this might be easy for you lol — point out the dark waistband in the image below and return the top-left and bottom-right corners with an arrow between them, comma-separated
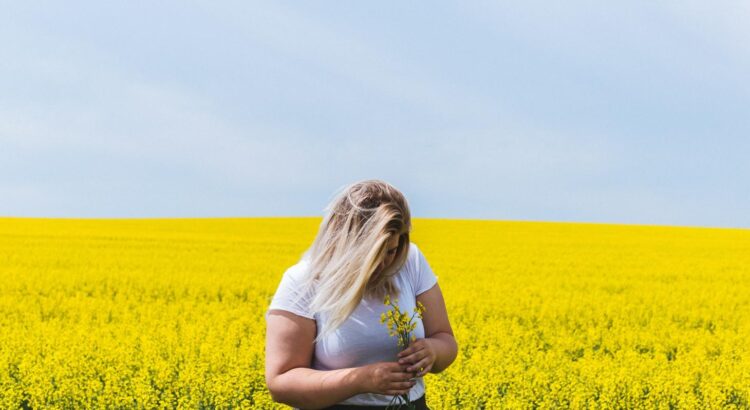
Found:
319,394 -> 427,410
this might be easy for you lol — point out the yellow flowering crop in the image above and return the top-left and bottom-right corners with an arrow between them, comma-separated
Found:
0,217 -> 748,409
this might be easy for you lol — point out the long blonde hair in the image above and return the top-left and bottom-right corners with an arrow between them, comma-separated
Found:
296,179 -> 412,344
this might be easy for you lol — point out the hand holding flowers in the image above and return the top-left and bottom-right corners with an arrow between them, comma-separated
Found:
397,338 -> 437,378
379,294 -> 427,410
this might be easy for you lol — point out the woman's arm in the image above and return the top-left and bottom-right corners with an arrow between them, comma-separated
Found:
415,283 -> 458,373
267,365 -> 367,410
265,310 -> 366,409
424,332 -> 457,373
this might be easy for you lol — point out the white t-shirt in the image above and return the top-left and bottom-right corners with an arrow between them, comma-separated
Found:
265,242 -> 439,406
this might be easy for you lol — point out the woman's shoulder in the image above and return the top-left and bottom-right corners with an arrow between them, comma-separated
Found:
407,241 -> 418,258
400,242 -> 421,282
276,257 -> 313,290
405,241 -> 438,296
406,241 -> 422,268
288,257 -> 311,277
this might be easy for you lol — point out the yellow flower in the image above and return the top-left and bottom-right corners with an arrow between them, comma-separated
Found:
380,292 -> 429,355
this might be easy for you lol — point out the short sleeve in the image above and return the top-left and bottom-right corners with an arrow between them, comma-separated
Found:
412,244 -> 438,296
266,263 -> 315,320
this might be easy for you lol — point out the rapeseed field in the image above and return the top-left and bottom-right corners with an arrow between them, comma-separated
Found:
0,217 -> 748,409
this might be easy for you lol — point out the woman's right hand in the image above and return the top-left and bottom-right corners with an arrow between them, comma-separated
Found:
358,361 -> 417,396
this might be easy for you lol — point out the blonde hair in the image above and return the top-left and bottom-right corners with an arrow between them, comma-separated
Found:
296,179 -> 412,344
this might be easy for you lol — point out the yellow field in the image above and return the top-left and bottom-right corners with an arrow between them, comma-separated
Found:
0,217 -> 748,409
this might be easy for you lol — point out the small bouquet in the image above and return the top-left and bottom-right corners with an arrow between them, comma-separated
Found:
380,294 -> 426,410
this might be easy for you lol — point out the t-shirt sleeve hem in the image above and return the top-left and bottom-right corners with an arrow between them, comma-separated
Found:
415,276 -> 438,297
266,305 -> 315,320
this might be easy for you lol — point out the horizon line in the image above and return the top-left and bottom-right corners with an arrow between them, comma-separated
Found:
1,215 -> 747,232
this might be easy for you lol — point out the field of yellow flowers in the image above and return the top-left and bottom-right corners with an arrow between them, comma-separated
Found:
1,217 -> 748,409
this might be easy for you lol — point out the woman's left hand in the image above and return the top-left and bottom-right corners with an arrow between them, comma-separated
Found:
397,338 -> 437,378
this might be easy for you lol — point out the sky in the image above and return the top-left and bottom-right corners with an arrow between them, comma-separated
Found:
1,1 -> 748,229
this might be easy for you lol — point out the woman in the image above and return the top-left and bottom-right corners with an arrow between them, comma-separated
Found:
265,179 -> 458,409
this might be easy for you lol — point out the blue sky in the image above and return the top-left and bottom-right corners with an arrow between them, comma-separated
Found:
1,1 -> 748,228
